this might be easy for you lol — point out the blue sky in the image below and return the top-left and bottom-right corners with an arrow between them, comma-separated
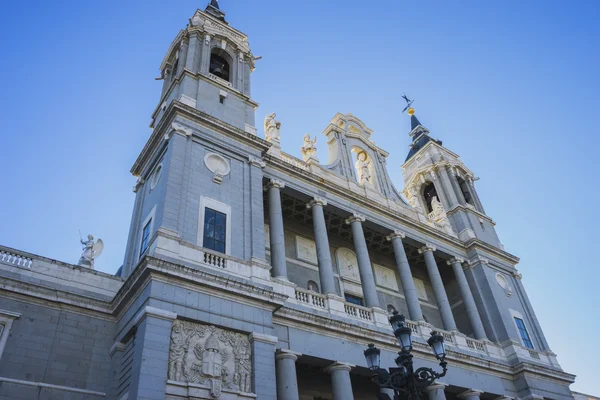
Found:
0,0 -> 598,394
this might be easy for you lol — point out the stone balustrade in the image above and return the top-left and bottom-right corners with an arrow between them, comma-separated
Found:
202,249 -> 227,268
343,303 -> 373,322
0,248 -> 33,268
294,287 -> 327,309
280,152 -> 306,169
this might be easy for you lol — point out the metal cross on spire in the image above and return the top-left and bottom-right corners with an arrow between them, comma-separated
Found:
401,93 -> 414,114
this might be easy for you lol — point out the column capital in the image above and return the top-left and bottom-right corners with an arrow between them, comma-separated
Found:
203,32 -> 211,44
306,197 -> 328,208
275,349 -> 302,361
324,362 -> 354,374
386,230 -> 406,241
458,389 -> 483,399
266,178 -> 285,190
345,213 -> 366,224
418,244 -> 437,254
513,270 -> 523,280
447,256 -> 464,265
133,177 -> 145,193
249,332 -> 278,345
423,381 -> 448,392
248,155 -> 266,168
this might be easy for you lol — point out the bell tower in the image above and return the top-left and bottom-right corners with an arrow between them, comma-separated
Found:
121,1 -> 269,279
152,0 -> 258,134
401,107 -> 502,247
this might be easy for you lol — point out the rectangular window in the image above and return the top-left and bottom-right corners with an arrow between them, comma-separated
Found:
514,317 -> 534,349
203,208 -> 226,253
344,294 -> 363,306
139,219 -> 152,257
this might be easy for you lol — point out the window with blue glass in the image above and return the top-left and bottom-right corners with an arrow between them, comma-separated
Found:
514,317 -> 534,349
139,219 -> 152,258
203,208 -> 226,253
344,293 -> 363,306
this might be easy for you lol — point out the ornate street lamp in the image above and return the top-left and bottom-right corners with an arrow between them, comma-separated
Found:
363,312 -> 448,400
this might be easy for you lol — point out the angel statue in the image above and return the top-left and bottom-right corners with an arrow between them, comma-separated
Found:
355,151 -> 372,185
301,134 -> 318,161
263,113 -> 281,142
78,234 -> 103,269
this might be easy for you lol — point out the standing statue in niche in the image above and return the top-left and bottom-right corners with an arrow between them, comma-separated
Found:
355,151 -> 372,185
263,113 -> 281,142
430,196 -> 454,235
168,321 -> 187,382
406,185 -> 424,213
301,134 -> 318,162
233,339 -> 252,393
78,234 -> 103,269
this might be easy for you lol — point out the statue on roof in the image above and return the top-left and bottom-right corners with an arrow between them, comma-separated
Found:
301,134 -> 318,162
264,113 -> 281,143
78,234 -> 103,269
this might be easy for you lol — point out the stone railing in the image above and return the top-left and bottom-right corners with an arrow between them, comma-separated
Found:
466,338 -> 486,352
202,249 -> 227,269
529,349 -> 540,360
207,72 -> 233,88
280,152 -> 306,169
406,320 -> 419,334
344,303 -> 373,322
294,288 -> 327,309
0,249 -> 33,268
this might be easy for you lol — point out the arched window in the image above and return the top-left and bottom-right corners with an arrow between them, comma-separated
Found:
456,177 -> 474,206
307,280 -> 320,293
209,49 -> 231,82
422,182 -> 439,213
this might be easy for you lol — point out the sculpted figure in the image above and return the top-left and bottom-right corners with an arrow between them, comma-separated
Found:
78,234 -> 103,269
169,321 -> 187,382
301,134 -> 318,161
234,340 -> 252,393
264,113 -> 281,142
407,186 -> 424,212
355,151 -> 372,185
430,196 -> 454,235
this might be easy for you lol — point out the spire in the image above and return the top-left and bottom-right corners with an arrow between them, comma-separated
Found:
205,0 -> 226,22
405,107 -> 442,162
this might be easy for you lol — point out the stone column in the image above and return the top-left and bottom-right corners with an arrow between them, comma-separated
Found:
346,214 -> 379,308
387,231 -> 423,321
250,333 -> 278,399
467,178 -> 486,214
177,37 -> 188,75
267,179 -> 288,280
419,245 -> 457,331
447,167 -> 466,206
237,50 -> 244,91
448,257 -> 487,340
248,157 -> 267,262
458,389 -> 483,400
185,33 -> 200,72
437,166 -> 460,208
275,350 -> 300,400
307,198 -> 336,295
424,382 -> 447,400
325,362 -> 354,400
200,33 -> 211,74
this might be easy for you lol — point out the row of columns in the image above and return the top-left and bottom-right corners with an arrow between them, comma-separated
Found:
266,179 -> 487,339
275,349 -> 486,400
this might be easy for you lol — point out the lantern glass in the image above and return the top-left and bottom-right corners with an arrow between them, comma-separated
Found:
427,331 -> 446,360
364,344 -> 381,371
396,326 -> 413,352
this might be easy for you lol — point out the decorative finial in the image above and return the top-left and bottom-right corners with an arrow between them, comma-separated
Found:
401,93 -> 414,114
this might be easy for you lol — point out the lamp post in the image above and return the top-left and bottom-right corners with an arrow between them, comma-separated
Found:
363,312 -> 448,400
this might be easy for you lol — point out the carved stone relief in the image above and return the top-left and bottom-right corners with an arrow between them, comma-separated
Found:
168,320 -> 252,397
337,248 -> 360,282
374,264 -> 399,291
204,153 -> 231,184
296,236 -> 317,264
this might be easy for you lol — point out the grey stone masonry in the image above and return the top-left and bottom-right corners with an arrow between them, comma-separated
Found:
308,198 -> 336,295
325,362 -> 354,400
420,245 -> 457,331
449,258 -> 487,340
275,350 -> 300,400
346,214 -> 379,308
250,333 -> 278,400
388,231 -> 424,321
268,179 -> 288,279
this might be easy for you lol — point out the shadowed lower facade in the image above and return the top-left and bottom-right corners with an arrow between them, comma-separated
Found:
0,2 -> 579,400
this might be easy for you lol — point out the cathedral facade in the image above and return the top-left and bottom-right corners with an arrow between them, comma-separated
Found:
0,3 -> 577,400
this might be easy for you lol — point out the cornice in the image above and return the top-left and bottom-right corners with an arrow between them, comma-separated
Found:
132,101 -> 270,176
465,239 -> 520,265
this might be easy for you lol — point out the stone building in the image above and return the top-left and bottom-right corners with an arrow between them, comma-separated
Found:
0,2 -> 579,400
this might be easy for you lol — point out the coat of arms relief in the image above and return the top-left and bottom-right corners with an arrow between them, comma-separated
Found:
168,320 -> 252,398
